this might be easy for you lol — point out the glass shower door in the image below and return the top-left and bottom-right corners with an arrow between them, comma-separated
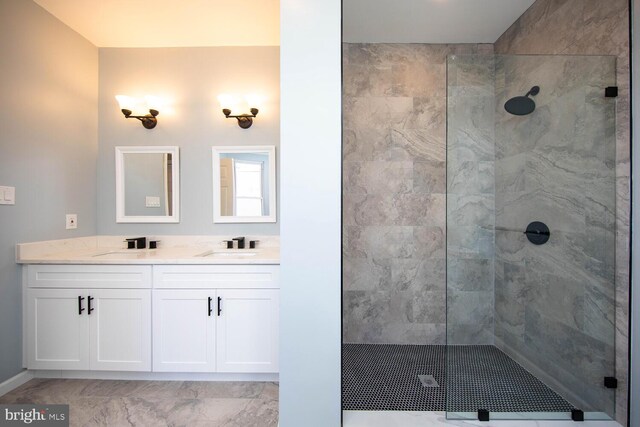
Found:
446,54 -> 617,421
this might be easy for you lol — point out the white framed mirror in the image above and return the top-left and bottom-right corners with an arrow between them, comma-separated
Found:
212,145 -> 276,223
115,146 -> 180,223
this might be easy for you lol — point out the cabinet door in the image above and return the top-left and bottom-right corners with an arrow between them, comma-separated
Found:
153,290 -> 216,372
27,289 -> 89,370
88,289 -> 151,371
216,289 -> 279,373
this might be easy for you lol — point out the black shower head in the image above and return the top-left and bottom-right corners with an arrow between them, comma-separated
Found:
504,86 -> 540,116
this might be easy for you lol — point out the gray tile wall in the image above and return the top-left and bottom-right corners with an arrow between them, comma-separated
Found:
342,43 -> 493,345
446,55 -> 497,345
494,1 -> 630,422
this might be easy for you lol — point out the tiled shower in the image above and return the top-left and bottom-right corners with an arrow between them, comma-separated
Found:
342,42 -> 619,420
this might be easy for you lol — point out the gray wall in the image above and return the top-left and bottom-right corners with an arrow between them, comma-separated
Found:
0,0 -> 98,382
494,0 -> 630,422
342,43 -> 494,345
279,0 -> 342,424
97,47 -> 280,236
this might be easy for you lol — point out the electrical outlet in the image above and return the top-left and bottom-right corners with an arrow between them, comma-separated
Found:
66,214 -> 78,230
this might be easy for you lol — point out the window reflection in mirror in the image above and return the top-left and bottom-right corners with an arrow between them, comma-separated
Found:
213,146 -> 276,223
220,153 -> 269,217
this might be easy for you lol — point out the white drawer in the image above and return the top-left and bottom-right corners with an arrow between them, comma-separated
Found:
27,265 -> 152,289
153,265 -> 279,289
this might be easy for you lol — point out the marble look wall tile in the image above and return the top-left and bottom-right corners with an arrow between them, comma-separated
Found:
343,97 -> 414,131
360,226 -> 417,259
344,160 -> 413,195
343,191 -> 399,226
447,194 -> 495,228
447,160 -> 494,195
413,226 -> 446,259
390,258 -> 445,293
394,194 -> 445,227
523,308 -> 615,413
489,53 -> 622,408
494,261 -> 527,343
447,291 -> 494,345
343,128 -> 390,162
343,225 -> 367,259
447,225 -> 494,259
343,44 -> 492,345
343,257 -> 392,292
390,129 -> 445,161
447,259 -> 494,292
494,8 -> 627,417
413,160 -> 446,193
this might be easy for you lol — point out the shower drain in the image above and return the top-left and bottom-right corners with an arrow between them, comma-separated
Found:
418,374 -> 439,388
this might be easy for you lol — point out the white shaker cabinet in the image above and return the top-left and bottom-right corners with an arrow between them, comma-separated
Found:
89,289 -> 151,371
26,288 -> 90,370
27,288 -> 151,371
152,265 -> 280,374
24,264 -> 279,375
25,265 -> 152,372
216,289 -> 279,373
153,289 -> 217,372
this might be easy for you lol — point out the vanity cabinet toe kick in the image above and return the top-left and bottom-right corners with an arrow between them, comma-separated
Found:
22,264 -> 280,375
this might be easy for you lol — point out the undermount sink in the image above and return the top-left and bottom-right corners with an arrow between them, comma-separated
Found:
92,251 -> 143,258
196,250 -> 258,258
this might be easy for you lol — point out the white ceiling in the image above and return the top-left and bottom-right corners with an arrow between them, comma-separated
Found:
33,0 -> 280,47
33,0 -> 534,47
343,0 -> 537,44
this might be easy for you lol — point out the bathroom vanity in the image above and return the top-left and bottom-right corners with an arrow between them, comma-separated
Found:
16,236 -> 279,380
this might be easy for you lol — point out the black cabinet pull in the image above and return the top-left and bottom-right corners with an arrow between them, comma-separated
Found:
78,296 -> 85,315
88,296 -> 94,315
217,297 -> 222,316
208,297 -> 213,316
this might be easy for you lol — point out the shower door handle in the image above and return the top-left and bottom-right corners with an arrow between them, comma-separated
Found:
495,227 -> 549,235
496,222 -> 550,245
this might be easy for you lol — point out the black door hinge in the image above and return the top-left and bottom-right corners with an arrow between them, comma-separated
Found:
604,376 -> 618,389
605,86 -> 618,98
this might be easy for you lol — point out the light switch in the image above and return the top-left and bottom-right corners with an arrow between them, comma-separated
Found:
145,196 -> 161,208
0,186 -> 15,205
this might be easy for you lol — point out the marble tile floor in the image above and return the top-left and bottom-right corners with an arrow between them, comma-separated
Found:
0,379 -> 278,427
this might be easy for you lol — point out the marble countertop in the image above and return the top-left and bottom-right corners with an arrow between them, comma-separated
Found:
16,236 -> 280,265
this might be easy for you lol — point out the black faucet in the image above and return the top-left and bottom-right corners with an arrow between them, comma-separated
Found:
125,237 -> 147,249
232,237 -> 246,249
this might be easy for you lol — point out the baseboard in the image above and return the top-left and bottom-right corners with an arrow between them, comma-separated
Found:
30,370 -> 278,382
0,370 -> 34,397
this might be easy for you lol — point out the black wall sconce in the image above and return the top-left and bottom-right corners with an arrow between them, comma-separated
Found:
116,95 -> 160,129
218,94 -> 262,129
222,107 -> 259,129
